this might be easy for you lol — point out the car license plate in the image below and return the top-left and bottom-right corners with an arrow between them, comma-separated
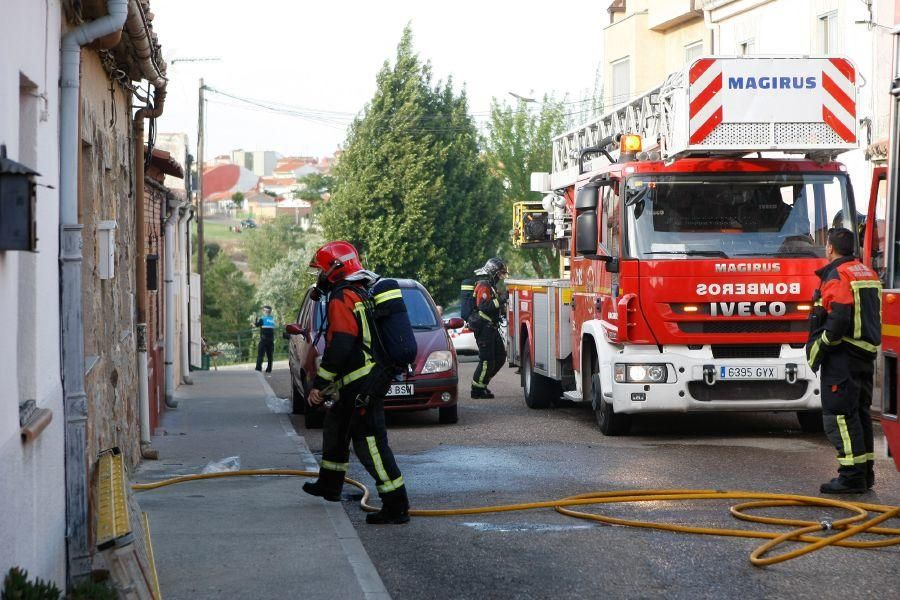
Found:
386,383 -> 414,396
717,366 -> 781,380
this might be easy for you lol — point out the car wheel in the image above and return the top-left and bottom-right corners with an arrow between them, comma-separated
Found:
522,341 -> 558,409
796,410 -> 824,433
439,404 -> 458,424
291,378 -> 306,415
304,408 -> 325,429
592,374 -> 631,436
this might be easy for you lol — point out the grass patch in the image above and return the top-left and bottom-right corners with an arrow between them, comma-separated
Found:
202,221 -> 244,243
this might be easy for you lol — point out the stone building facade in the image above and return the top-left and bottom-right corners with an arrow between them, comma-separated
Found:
78,47 -> 142,466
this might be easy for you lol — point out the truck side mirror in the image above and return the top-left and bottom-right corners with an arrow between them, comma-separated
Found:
575,186 -> 598,210
575,211 -> 598,256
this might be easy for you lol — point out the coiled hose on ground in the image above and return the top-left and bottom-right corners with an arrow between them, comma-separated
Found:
132,469 -> 900,567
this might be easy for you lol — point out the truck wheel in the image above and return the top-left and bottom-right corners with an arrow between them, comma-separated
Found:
291,378 -> 306,415
439,404 -> 458,424
522,342 -> 558,409
304,409 -> 325,429
797,410 -> 824,433
592,374 -> 631,435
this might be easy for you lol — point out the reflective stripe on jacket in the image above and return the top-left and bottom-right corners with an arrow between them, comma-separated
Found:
806,256 -> 882,370
473,281 -> 502,325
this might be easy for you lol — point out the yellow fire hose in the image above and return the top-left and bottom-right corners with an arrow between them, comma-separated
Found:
132,469 -> 900,567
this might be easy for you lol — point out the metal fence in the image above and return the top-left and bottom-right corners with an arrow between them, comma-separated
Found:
202,327 -> 290,368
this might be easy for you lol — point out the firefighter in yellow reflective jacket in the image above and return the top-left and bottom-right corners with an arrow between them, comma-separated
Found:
469,258 -> 508,398
303,241 -> 409,524
806,228 -> 882,494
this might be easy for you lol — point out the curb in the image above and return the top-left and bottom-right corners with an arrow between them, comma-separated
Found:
256,372 -> 391,600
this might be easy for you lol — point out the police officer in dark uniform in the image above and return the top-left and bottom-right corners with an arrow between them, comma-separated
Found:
807,227 -> 882,493
254,305 -> 276,373
302,241 -> 410,524
469,257 -> 508,398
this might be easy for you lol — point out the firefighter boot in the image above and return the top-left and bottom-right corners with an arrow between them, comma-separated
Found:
471,387 -> 493,399
366,487 -> 410,525
302,467 -> 345,502
866,460 -> 875,489
819,476 -> 866,494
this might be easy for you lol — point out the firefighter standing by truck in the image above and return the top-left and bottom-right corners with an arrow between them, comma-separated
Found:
302,241 -> 410,524
469,258 -> 508,398
807,228 -> 882,494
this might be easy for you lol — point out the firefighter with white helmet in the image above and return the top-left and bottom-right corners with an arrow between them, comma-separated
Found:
469,257 -> 508,398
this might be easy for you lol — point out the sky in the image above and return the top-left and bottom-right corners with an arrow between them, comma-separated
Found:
151,0 -> 607,160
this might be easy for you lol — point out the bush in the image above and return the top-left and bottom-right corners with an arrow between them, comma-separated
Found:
2,567 -> 118,600
3,567 -> 61,599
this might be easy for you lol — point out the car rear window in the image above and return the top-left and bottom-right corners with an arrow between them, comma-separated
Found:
402,288 -> 439,329
311,286 -> 439,331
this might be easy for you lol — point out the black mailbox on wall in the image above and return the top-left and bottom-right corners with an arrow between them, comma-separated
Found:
0,145 -> 38,252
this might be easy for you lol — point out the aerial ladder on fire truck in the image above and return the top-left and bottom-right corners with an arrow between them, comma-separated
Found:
513,57 -> 857,260
513,77 -> 678,254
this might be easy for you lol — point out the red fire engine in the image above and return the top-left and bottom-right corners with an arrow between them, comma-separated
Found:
865,23 -> 900,469
508,56 -> 862,435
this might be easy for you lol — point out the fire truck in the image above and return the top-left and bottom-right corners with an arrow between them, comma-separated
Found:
867,25 -> 900,469
507,56 -> 862,435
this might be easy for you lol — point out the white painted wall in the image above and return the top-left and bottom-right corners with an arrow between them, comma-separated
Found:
706,0 -> 894,208
231,149 -> 279,177
0,0 -> 66,588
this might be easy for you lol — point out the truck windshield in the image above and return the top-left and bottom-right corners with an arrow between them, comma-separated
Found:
624,173 -> 854,260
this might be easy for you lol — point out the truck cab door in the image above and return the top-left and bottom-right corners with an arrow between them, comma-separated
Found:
863,166 -> 887,282
572,177 -> 619,377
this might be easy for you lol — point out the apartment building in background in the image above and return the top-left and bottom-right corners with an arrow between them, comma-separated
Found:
603,1 -> 711,107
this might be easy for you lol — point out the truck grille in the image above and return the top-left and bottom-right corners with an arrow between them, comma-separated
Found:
688,381 -> 808,402
678,321 -> 807,334
711,345 -> 781,359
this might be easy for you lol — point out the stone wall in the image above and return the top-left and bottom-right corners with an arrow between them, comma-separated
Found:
78,51 -> 141,469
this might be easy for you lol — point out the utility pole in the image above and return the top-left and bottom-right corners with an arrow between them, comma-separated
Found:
197,77 -> 205,315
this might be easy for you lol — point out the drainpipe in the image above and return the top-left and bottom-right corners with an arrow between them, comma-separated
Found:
164,200 -> 189,407
59,0 -> 129,583
702,3 -> 718,54
128,0 -> 169,457
180,205 -> 194,384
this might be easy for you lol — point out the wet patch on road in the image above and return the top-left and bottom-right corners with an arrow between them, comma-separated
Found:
461,522 -> 598,533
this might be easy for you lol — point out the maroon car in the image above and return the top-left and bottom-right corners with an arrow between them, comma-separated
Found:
285,278 -> 462,427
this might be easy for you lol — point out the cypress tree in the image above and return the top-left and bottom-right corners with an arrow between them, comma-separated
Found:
321,26 -> 504,304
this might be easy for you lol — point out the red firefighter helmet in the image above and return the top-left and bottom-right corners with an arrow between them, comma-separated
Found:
309,240 -> 363,283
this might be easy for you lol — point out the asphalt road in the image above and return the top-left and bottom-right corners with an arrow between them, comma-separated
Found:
268,361 -> 900,600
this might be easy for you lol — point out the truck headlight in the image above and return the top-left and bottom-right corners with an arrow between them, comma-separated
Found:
615,363 -> 667,383
422,351 -> 453,374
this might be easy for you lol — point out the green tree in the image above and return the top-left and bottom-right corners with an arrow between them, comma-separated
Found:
230,191 -> 245,210
484,96 -> 567,277
320,26 -> 504,304
295,172 -> 335,202
244,215 -> 310,275
202,253 -> 257,348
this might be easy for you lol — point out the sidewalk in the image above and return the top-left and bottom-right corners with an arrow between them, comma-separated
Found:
135,370 -> 389,600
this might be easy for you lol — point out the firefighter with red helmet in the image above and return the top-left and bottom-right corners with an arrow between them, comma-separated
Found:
806,228 -> 882,494
302,241 -> 409,524
469,257 -> 508,398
